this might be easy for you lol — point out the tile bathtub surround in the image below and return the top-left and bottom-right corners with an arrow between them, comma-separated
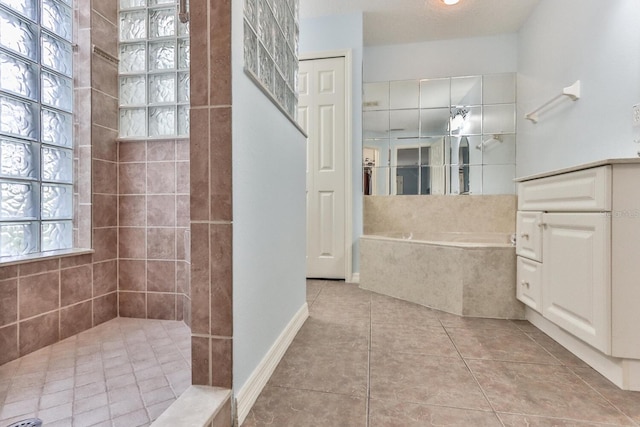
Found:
0,255 -> 117,366
242,280 -> 640,426
360,237 -> 523,319
189,0 -> 233,389
363,194 -> 517,235
0,318 -> 191,426
117,140 -> 191,323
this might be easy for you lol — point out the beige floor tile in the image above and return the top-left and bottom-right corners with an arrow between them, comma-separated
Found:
39,388 -> 74,410
110,393 -> 145,418
467,360 -> 634,425
372,323 -> 459,357
0,397 -> 39,420
74,380 -> 107,400
112,408 -> 150,427
370,293 -> 442,327
447,327 -> 561,364
511,319 -> 543,333
269,342 -> 368,397
308,298 -> 371,324
38,401 -> 73,423
370,352 -> 491,411
72,405 -> 111,426
527,331 -> 590,368
72,392 -> 108,414
369,399 -> 502,427
438,314 -> 521,331
243,386 -> 366,427
0,318 -> 190,425
292,317 -> 369,350
497,413 -> 628,426
141,386 -> 175,407
306,280 -> 326,305
571,366 -> 640,424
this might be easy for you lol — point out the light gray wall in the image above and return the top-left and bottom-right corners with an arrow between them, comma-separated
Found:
363,33 -> 518,82
231,1 -> 307,393
517,0 -> 640,177
299,13 -> 364,276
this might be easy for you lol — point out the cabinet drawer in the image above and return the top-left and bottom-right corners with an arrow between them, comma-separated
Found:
517,256 -> 542,312
516,212 -> 543,261
518,166 -> 611,211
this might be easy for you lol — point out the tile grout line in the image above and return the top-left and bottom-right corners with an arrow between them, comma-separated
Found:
440,321 -> 506,426
565,366 -> 639,426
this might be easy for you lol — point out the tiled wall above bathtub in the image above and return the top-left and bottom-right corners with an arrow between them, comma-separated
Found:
363,195 -> 517,235
118,140 -> 191,324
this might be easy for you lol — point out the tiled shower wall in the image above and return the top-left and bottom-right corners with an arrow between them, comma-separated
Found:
189,0 -> 233,389
0,0 -> 119,366
117,140 -> 191,324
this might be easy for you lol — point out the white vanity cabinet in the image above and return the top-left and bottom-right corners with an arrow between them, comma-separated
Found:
541,212 -> 610,353
516,160 -> 640,390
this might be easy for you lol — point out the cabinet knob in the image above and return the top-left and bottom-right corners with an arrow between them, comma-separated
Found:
521,280 -> 530,288
520,233 -> 529,239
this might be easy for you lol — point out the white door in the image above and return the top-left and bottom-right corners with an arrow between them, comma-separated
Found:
297,57 -> 347,279
542,213 -> 611,353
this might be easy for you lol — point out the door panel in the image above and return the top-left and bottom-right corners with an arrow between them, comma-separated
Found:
318,105 -> 335,171
319,191 -> 335,256
299,57 -> 346,279
542,213 -> 611,353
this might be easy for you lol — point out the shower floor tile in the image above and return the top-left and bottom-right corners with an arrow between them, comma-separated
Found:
0,318 -> 190,427
243,280 -> 640,426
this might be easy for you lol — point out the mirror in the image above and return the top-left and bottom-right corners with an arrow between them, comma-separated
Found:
363,72 -> 516,195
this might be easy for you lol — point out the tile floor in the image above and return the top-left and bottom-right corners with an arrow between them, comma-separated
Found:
243,280 -> 640,427
0,318 -> 191,427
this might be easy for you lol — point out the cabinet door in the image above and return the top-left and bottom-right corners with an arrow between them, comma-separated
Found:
517,256 -> 543,312
516,212 -> 543,261
542,213 -> 611,354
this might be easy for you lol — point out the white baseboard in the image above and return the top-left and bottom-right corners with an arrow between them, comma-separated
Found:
350,272 -> 360,284
526,308 -> 640,391
235,302 -> 309,425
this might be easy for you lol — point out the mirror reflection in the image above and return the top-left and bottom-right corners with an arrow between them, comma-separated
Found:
363,72 -> 516,196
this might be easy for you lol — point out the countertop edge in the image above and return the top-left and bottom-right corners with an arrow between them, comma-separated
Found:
515,158 -> 640,182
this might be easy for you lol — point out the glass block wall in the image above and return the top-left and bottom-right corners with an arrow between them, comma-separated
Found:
243,0 -> 298,118
119,0 -> 190,138
0,0 -> 74,257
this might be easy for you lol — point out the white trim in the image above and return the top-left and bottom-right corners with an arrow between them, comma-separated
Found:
526,308 -> 640,391
236,302 -> 309,425
151,386 -> 231,427
350,272 -> 360,284
300,49 -> 354,281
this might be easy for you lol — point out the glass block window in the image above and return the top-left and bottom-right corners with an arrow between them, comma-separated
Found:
119,0 -> 190,138
0,0 -> 74,258
243,0 -> 298,118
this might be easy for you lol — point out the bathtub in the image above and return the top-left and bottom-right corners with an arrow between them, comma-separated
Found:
359,231 -> 524,319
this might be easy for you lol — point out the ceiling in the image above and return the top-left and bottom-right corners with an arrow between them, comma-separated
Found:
299,0 -> 540,46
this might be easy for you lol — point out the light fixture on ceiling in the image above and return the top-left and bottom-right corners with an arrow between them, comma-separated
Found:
442,0 -> 460,5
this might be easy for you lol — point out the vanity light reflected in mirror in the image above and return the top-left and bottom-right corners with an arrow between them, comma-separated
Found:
363,72 -> 517,196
